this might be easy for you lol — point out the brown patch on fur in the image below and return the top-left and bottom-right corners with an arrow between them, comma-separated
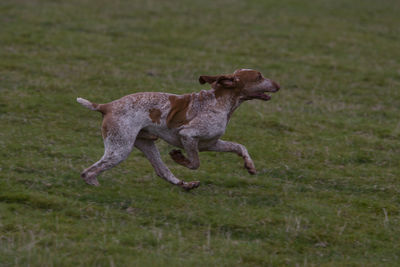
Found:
200,75 -> 236,89
200,74 -> 242,99
233,69 -> 262,89
169,149 -> 191,166
101,114 -> 113,138
97,103 -> 111,115
99,104 -> 114,138
199,75 -> 219,84
149,108 -> 161,124
235,70 -> 260,81
166,94 -> 192,128
212,69 -> 266,100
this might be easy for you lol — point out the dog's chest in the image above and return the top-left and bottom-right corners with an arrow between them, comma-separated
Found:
180,110 -> 228,140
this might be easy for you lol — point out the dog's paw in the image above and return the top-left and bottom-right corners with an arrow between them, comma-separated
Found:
81,173 -> 100,186
178,180 -> 200,191
169,149 -> 190,165
84,177 -> 100,186
247,168 -> 257,175
244,162 -> 257,175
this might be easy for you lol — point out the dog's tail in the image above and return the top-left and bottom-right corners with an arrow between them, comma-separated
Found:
76,97 -> 104,113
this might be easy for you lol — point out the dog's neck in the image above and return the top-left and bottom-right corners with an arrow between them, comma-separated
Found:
188,88 -> 244,121
204,88 -> 244,119
215,89 -> 243,120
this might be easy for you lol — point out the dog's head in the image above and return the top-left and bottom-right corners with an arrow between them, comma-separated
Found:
199,69 -> 280,101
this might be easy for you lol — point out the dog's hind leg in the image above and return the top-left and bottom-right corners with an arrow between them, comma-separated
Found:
81,129 -> 139,186
134,138 -> 200,190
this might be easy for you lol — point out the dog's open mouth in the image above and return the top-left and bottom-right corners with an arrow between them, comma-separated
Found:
249,92 -> 271,101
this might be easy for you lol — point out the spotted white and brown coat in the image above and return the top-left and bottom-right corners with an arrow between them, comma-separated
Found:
77,69 -> 280,190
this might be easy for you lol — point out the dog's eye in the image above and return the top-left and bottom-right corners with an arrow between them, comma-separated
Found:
258,73 -> 262,80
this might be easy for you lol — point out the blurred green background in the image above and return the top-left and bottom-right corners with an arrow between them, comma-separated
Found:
1,0 -> 399,265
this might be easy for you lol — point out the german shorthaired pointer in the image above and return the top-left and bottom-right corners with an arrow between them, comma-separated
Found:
77,69 -> 280,190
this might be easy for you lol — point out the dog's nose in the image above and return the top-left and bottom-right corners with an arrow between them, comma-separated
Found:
272,81 -> 280,91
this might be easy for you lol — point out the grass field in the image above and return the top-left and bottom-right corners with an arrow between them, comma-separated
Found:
1,0 -> 400,265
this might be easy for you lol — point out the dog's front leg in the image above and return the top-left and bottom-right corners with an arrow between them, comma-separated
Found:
203,139 -> 257,174
169,134 -> 200,170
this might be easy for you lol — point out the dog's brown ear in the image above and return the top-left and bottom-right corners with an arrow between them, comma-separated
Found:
199,75 -> 218,84
199,75 -> 237,89
216,75 -> 235,88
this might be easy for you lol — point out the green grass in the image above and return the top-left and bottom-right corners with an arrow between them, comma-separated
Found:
1,0 -> 400,265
